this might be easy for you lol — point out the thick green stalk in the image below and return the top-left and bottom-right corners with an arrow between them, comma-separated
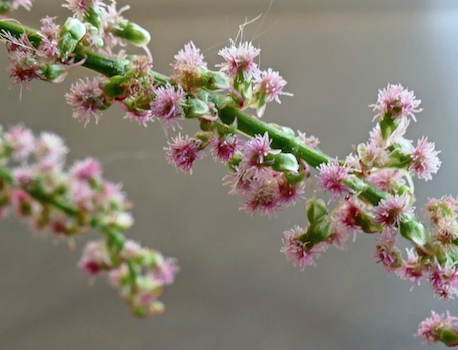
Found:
0,19 -> 388,207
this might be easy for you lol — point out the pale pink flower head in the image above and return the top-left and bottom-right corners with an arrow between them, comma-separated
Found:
371,231 -> 403,273
164,134 -> 205,174
171,41 -> 207,90
3,124 -> 35,160
121,240 -> 144,260
297,130 -> 320,149
357,141 -> 387,169
277,175 -> 304,207
240,177 -> 282,217
281,226 -> 329,270
253,68 -> 292,103
373,193 -> 414,226
13,165 -> 35,186
425,195 -> 458,225
152,255 -> 179,285
316,158 -> 352,202
370,83 -> 422,122
367,169 -> 405,193
150,83 -> 186,133
69,157 -> 102,181
335,196 -> 364,234
35,132 -> 68,162
407,137 -> 441,181
217,41 -> 260,80
395,248 -> 425,289
63,0 -> 104,20
7,51 -> 44,89
417,310 -> 458,345
11,0 -> 33,11
210,134 -> 242,163
78,240 -> 112,276
428,260 -> 458,301
65,77 -> 106,127
242,132 -> 273,164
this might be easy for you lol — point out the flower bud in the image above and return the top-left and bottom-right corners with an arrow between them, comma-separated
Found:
202,71 -> 231,90
111,22 -> 151,47
185,99 -> 210,119
58,17 -> 87,58
0,1 -> 11,15
439,327 -> 458,347
271,153 -> 299,173
102,75 -> 131,99
39,63 -> 68,83
306,198 -> 328,224
85,7 -> 103,31
299,215 -> 334,246
379,114 -> 400,141
399,214 -> 427,246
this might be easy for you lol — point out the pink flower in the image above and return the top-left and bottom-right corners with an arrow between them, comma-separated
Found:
396,248 -> 425,289
171,41 -> 207,89
316,158 -> 352,202
65,77 -> 106,127
253,68 -> 292,109
297,130 -> 320,148
78,241 -> 112,276
164,134 -> 205,174
428,260 -> 458,300
11,0 -> 33,10
240,177 -> 282,217
150,83 -> 186,133
243,132 -> 275,165
4,124 -> 35,160
63,0 -> 104,20
417,310 -> 458,345
121,240 -> 144,260
371,231 -> 403,273
370,83 -> 422,122
281,226 -> 329,270
152,255 -> 180,285
407,137 -> 441,181
217,41 -> 260,80
69,157 -> 102,181
373,193 -> 414,226
35,132 -> 68,162
367,169 -> 404,193
210,134 -> 242,163
424,195 -> 458,225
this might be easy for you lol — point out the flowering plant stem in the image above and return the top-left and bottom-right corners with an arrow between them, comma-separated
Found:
0,19 -> 389,208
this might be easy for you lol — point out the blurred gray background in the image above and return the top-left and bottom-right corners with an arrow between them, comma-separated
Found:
1,0 -> 458,349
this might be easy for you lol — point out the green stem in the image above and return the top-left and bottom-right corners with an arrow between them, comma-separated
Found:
0,19 -> 391,208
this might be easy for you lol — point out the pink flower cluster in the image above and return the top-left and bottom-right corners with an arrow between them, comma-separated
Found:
0,123 -> 178,316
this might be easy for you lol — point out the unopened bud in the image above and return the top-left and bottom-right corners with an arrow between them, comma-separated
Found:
439,327 -> 458,347
306,198 -> 328,224
399,215 -> 427,246
58,17 -> 87,58
111,22 -> 151,47
299,215 -> 334,246
271,153 -> 299,173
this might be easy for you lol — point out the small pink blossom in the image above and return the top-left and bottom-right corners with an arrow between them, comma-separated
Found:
316,159 -> 352,202
11,0 -> 33,10
367,169 -> 405,193
371,232 -> 403,273
65,77 -> 106,127
417,310 -> 458,345
35,132 -> 68,162
243,132 -> 275,165
396,248 -> 425,289
428,260 -> 458,300
281,226 -> 329,270
63,0 -> 103,20
370,83 -> 422,122
69,157 -> 102,181
210,134 -> 242,163
78,240 -> 112,276
3,124 -> 35,159
152,255 -> 179,285
253,68 -> 292,113
240,177 -> 282,217
13,165 -> 35,186
150,83 -> 186,133
171,41 -> 207,89
373,193 -> 414,226
217,41 -> 260,80
424,195 -> 458,225
297,130 -> 320,148
121,240 -> 144,260
164,134 -> 205,174
407,137 -> 441,181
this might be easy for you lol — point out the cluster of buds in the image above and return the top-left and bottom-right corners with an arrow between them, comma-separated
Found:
1,0 -> 150,89
0,123 -> 178,316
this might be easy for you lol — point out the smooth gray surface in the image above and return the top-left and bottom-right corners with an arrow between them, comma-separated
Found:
1,1 -> 458,349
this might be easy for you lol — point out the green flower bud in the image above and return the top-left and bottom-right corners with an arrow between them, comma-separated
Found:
0,1 -> 11,15
111,22 -> 151,47
284,171 -> 306,184
299,215 -> 334,246
271,153 -> 299,173
85,7 -> 103,31
306,198 -> 328,224
39,63 -> 68,83
58,17 -> 87,58
439,327 -> 458,347
202,71 -> 231,90
399,215 -> 427,246
379,114 -> 400,141
102,75 -> 131,98
185,99 -> 210,119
